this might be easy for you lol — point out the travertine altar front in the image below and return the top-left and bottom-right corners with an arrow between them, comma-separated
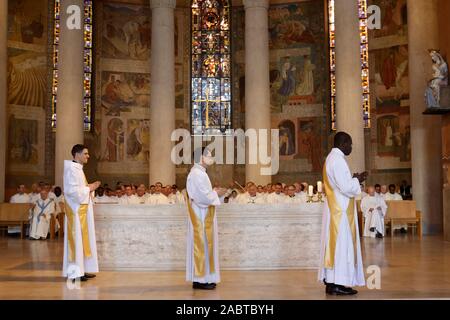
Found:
94,203 -> 323,271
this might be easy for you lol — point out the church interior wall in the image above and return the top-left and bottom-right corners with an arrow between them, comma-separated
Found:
366,0 -> 412,190
3,0 -> 427,196
5,0 -> 53,199
438,0 -> 450,240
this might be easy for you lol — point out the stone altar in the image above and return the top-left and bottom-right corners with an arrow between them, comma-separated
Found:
94,203 -> 323,271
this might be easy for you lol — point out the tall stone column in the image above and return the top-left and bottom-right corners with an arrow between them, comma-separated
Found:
408,0 -> 442,234
55,0 -> 85,188
0,0 -> 7,202
149,0 -> 176,185
335,0 -> 365,173
243,0 -> 271,185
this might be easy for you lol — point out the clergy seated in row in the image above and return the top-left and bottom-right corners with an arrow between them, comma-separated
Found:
29,188 -> 56,240
266,183 -> 286,203
383,184 -> 403,201
94,187 -> 112,203
236,185 -> 266,204
361,186 -> 387,238
223,182 -> 310,204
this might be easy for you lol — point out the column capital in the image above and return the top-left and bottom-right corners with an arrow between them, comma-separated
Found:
150,0 -> 176,9
243,0 -> 269,10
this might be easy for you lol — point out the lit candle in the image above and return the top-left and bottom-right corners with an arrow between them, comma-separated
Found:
308,185 -> 313,196
317,181 -> 322,193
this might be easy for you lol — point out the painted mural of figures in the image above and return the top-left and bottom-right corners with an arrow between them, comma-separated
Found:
104,118 -> 124,162
102,2 -> 151,61
102,74 -> 134,116
400,125 -> 411,161
394,48 -> 409,99
425,50 -> 448,108
279,121 -> 295,156
296,57 -> 315,96
127,119 -> 149,161
299,121 -> 321,172
278,57 -> 296,97
381,51 -> 396,90
20,128 -> 32,162
376,0 -> 407,37
8,117 -> 38,165
384,121 -> 393,147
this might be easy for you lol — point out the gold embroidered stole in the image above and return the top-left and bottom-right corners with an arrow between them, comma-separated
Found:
65,171 -> 92,262
186,193 -> 216,277
323,163 -> 357,269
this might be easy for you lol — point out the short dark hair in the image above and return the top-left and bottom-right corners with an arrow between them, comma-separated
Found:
334,132 -> 352,148
389,184 -> 396,189
71,144 -> 87,157
375,184 -> 381,188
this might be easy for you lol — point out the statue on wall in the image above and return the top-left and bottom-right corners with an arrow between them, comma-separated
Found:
425,49 -> 448,108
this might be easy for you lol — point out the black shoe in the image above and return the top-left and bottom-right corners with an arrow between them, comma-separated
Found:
326,284 -> 357,296
369,227 -> 376,232
192,282 -> 215,290
79,276 -> 88,282
336,285 -> 358,295
84,273 -> 96,279
376,232 -> 383,238
208,283 -> 216,288
400,228 -> 407,234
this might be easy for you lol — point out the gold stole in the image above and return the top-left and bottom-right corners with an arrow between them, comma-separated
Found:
186,193 -> 216,277
65,172 -> 92,262
323,163 -> 357,269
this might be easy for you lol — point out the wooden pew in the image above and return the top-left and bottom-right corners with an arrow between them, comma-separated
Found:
0,203 -> 32,239
49,212 -> 65,239
357,200 -> 422,237
385,200 -> 422,238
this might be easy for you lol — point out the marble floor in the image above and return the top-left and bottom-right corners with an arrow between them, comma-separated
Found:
0,233 -> 450,300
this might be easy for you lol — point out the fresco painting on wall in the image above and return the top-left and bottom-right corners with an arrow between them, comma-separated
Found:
7,0 -> 47,45
100,71 -> 150,116
296,117 -> 322,172
127,119 -> 150,162
279,120 -> 296,157
268,2 -> 326,109
373,45 -> 409,108
102,3 -> 151,61
372,0 -> 407,39
8,116 -> 38,165
6,105 -> 45,176
375,111 -> 411,169
7,49 -> 47,108
369,0 -> 411,171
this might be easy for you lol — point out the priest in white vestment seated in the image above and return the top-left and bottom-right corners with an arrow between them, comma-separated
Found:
238,185 -> 266,204
361,186 -> 387,238
29,188 -> 55,240
134,184 -> 148,204
10,184 -> 31,203
266,183 -> 285,203
384,184 -> 403,201
9,184 -> 32,234
168,185 -> 185,204
283,185 -> 303,204
94,187 -> 111,203
119,185 -> 140,204
146,183 -> 170,204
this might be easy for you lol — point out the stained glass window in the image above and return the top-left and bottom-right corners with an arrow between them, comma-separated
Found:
191,0 -> 232,135
52,0 -> 93,131
328,0 -> 371,130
